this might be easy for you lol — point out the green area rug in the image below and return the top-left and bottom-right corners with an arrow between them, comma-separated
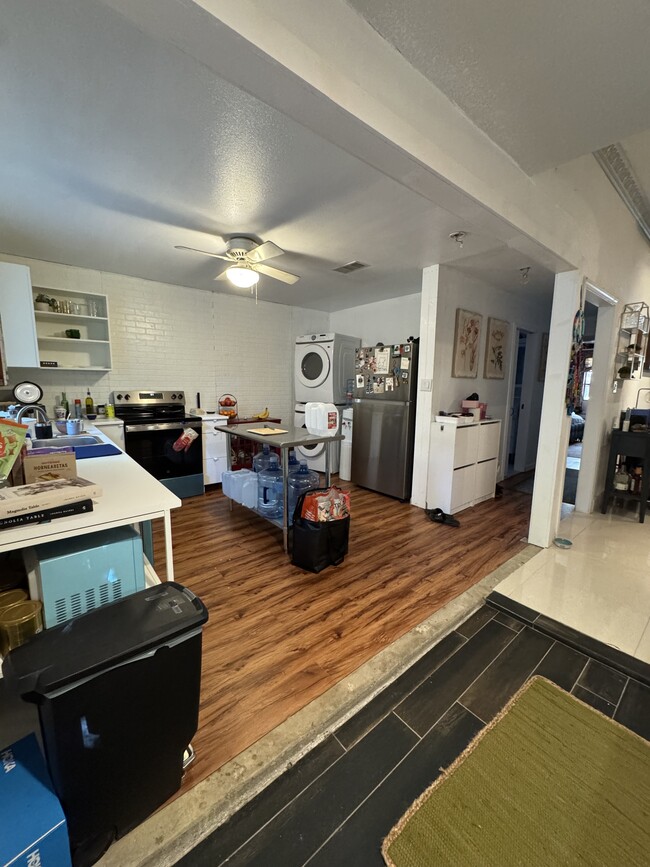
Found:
382,677 -> 650,867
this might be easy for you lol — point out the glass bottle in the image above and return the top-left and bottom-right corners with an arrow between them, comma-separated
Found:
85,388 -> 94,415
613,463 -> 629,491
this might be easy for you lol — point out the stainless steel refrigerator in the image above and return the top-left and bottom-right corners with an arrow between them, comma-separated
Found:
350,340 -> 419,499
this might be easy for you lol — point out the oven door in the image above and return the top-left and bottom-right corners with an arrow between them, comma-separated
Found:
124,421 -> 203,480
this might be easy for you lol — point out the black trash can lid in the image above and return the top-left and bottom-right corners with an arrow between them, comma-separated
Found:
2,582 -> 208,699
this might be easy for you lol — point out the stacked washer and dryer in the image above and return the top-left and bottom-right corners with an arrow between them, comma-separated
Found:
294,333 -> 360,473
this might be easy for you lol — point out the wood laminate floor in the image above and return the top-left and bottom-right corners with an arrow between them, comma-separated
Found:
151,481 -> 532,798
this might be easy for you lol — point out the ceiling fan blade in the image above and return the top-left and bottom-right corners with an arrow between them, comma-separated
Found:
175,245 -> 230,261
247,240 -> 284,263
214,268 -> 232,281
253,262 -> 299,284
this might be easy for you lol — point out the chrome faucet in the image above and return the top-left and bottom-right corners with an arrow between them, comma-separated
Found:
16,404 -> 49,424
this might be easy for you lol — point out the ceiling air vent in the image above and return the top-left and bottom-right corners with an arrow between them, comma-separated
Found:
333,261 -> 369,274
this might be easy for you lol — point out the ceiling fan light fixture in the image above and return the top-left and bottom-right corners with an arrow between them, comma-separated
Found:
227,265 -> 259,288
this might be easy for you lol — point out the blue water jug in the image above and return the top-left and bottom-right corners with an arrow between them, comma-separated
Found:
287,461 -> 320,522
288,449 -> 299,471
257,454 -> 284,518
253,443 -> 272,473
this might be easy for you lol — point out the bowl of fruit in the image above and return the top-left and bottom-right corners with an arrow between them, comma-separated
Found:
218,393 -> 238,419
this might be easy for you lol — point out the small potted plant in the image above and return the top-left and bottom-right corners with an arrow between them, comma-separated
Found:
34,293 -> 51,311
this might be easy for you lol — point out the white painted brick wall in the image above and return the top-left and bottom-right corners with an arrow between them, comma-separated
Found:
1,254 -> 329,425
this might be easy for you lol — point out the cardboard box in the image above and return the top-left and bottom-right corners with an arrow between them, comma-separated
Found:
461,400 -> 487,419
22,448 -> 77,485
0,733 -> 72,866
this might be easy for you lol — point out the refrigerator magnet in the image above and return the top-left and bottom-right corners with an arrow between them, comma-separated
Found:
386,377 -> 394,391
356,374 -> 364,388
400,357 -> 410,370
402,344 -> 411,353
393,344 -> 401,355
401,371 -> 409,380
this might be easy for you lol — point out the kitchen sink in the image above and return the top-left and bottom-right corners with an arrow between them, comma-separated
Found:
31,435 -> 104,448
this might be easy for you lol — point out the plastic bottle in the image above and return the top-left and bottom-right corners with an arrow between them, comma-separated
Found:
287,461 -> 319,521
305,402 -> 340,436
287,449 -> 300,471
252,443 -> 272,473
85,388 -> 94,415
74,399 -> 82,419
257,454 -> 283,517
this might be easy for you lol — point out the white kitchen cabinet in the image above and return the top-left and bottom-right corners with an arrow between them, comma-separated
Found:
32,286 -> 112,371
0,262 -> 40,367
202,416 -> 229,485
427,418 -> 502,514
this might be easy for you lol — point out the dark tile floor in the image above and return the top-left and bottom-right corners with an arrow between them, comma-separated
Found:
176,604 -> 650,867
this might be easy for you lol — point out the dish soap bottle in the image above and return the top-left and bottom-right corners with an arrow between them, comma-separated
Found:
85,388 -> 94,416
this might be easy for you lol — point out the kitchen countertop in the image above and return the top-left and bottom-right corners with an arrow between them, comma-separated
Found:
0,425 -> 181,578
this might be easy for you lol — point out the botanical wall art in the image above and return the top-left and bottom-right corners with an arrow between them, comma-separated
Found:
484,317 -> 509,379
452,309 -> 482,378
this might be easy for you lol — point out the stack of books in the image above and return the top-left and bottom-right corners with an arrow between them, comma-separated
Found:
0,477 -> 102,530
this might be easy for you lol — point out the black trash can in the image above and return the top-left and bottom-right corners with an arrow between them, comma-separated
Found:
2,581 -> 208,867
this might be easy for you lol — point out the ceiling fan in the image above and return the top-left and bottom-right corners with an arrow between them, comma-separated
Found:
174,236 -> 299,289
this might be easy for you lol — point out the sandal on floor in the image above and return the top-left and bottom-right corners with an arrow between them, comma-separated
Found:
426,508 -> 460,528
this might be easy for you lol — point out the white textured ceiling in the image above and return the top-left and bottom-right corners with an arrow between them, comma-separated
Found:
0,0 -> 565,310
347,0 -> 650,175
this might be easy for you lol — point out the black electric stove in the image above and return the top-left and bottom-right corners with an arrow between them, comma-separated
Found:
112,389 -> 203,498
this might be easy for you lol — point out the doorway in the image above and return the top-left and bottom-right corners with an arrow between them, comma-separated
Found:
562,300 -> 597,506
507,330 -> 528,476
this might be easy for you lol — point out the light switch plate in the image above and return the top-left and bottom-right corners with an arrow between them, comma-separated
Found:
421,379 -> 432,392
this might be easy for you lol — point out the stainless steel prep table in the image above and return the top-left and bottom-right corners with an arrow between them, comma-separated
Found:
220,424 -> 344,552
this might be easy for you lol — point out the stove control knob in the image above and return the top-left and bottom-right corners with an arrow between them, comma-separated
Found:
124,394 -> 130,401
116,394 -> 123,401
171,393 -> 177,400
177,392 -> 183,401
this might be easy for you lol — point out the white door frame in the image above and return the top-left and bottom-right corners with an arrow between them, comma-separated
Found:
529,271 -> 582,547
574,281 -> 618,512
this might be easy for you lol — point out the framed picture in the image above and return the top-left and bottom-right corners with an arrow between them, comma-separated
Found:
538,332 -> 549,381
452,309 -> 482,378
484,317 -> 509,379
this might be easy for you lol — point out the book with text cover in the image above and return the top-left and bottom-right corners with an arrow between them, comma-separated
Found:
0,477 -> 102,519
0,498 -> 94,530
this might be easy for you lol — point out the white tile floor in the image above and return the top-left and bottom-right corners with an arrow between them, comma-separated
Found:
494,507 -> 650,663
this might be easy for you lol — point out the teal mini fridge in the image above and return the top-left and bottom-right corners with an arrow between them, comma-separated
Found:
24,525 -> 146,627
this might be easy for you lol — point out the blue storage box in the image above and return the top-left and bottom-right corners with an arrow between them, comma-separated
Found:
23,526 -> 145,628
0,733 -> 72,867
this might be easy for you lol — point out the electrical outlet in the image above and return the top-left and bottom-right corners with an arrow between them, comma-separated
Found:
421,379 -> 432,392
612,380 -> 618,393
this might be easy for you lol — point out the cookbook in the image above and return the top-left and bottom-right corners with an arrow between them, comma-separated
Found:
0,477 -> 102,519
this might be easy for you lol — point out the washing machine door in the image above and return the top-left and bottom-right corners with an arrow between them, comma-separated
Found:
296,344 -> 331,392
297,439 -> 327,460
295,410 -> 327,459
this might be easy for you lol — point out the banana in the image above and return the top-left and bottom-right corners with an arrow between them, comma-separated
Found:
256,407 -> 269,419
